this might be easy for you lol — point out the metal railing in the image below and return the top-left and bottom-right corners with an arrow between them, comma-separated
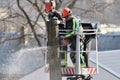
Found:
59,27 -> 99,75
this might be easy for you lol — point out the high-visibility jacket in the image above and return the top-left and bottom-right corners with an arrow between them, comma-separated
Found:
64,17 -> 84,40
64,17 -> 86,68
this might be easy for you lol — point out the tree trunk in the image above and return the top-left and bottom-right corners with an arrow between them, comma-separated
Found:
20,26 -> 29,45
47,20 -> 61,80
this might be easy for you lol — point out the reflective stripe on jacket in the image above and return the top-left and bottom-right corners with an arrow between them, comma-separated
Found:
65,17 -> 83,38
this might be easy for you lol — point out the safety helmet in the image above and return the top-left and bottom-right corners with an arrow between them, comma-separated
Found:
45,2 -> 53,12
62,8 -> 72,18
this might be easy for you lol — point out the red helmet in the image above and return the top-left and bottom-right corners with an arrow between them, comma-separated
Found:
62,8 -> 72,18
45,2 -> 53,12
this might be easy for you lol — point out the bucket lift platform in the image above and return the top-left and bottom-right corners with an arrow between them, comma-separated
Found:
60,22 -> 99,80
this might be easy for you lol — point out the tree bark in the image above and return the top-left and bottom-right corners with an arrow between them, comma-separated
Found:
47,20 -> 61,80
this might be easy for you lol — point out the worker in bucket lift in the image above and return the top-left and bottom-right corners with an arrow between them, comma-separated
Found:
45,1 -> 63,23
45,1 -> 67,67
61,7 -> 86,68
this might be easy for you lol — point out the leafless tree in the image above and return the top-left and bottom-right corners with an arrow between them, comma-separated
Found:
0,0 -> 117,46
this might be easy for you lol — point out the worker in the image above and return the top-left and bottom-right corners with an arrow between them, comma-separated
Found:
45,1 -> 67,67
45,1 -> 62,22
61,7 -> 86,68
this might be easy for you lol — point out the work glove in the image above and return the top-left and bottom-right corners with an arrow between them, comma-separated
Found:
54,19 -> 61,24
52,17 -> 61,24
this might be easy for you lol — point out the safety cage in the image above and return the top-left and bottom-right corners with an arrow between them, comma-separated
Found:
59,22 -> 99,80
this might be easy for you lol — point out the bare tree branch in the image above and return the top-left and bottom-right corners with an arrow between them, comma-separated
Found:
0,33 -> 44,44
68,0 -> 77,9
27,0 -> 47,26
17,0 -> 41,46
55,0 -> 62,10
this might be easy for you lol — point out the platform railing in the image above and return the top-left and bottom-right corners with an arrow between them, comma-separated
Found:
59,27 -> 99,75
